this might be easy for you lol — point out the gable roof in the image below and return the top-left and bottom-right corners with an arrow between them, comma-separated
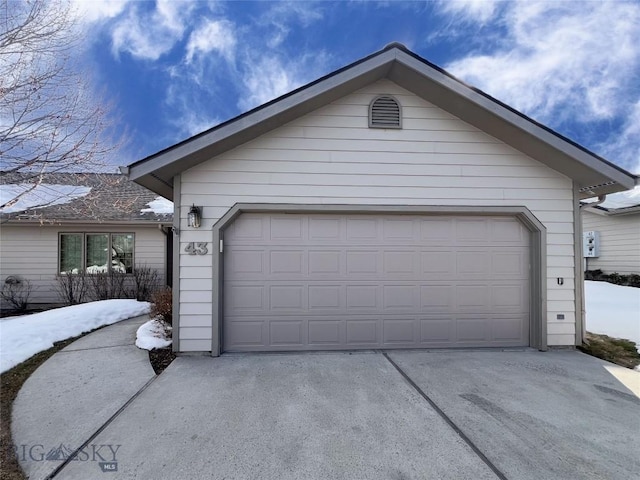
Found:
125,43 -> 637,201
0,172 -> 173,224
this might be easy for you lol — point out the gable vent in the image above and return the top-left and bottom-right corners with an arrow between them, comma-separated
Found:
369,95 -> 402,129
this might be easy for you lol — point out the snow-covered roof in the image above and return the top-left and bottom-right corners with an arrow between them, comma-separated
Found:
0,184 -> 91,213
141,196 -> 173,215
1,173 -> 173,223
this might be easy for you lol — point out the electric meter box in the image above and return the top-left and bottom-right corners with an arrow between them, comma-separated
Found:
582,231 -> 600,258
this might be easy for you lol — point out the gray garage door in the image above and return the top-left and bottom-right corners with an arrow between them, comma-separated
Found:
223,213 -> 530,352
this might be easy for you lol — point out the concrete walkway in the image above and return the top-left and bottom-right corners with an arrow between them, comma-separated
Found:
12,315 -> 155,480
11,319 -> 640,480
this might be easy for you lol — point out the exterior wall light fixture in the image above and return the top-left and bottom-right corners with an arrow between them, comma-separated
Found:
187,204 -> 202,228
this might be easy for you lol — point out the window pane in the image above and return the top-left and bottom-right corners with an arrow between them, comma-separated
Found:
111,234 -> 134,274
59,234 -> 82,274
86,234 -> 109,273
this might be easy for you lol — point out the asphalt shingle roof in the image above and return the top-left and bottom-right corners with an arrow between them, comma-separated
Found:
0,173 -> 173,223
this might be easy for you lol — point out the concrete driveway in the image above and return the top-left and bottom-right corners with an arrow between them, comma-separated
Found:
32,348 -> 639,480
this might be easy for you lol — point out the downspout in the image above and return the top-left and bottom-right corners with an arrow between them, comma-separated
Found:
575,193 -> 607,346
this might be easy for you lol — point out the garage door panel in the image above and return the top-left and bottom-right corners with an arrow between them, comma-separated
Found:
270,216 -> 303,241
308,320 -> 341,345
223,213 -> 530,352
384,251 -> 416,275
421,286 -> 453,312
492,251 -> 528,276
269,250 -> 305,274
492,284 -> 526,310
270,321 -> 303,346
346,218 -> 378,241
420,219 -> 454,244
491,218 -> 527,242
420,318 -> 455,343
309,217 -> 341,240
308,285 -> 341,310
383,285 -> 417,310
383,319 -> 416,344
309,250 -> 341,274
456,219 -> 489,243
382,218 -> 416,241
269,285 -> 304,310
457,318 -> 491,342
226,249 -> 265,276
227,215 -> 265,241
346,320 -> 378,344
456,285 -> 490,311
346,251 -> 380,274
457,251 -> 490,275
226,321 -> 265,348
492,317 -> 528,342
227,285 -> 264,310
422,251 -> 455,275
346,285 -> 378,309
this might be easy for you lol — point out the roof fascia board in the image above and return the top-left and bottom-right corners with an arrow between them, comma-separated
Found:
582,205 -> 640,216
2,220 -> 172,226
128,51 -> 397,182
389,51 -> 636,190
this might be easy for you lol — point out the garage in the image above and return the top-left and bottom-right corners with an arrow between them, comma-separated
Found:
222,212 -> 530,352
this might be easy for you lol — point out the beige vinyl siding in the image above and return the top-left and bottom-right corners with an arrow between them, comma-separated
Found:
178,79 -> 577,350
0,225 -> 166,307
582,210 -> 640,274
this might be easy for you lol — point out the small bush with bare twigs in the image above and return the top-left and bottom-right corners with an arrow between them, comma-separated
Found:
150,288 -> 172,337
1,276 -> 33,312
55,272 -> 88,305
128,265 -> 160,301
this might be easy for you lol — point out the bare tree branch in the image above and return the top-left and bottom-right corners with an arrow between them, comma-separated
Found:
0,0 -> 120,210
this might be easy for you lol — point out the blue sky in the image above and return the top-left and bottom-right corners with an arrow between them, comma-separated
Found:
70,0 -> 640,173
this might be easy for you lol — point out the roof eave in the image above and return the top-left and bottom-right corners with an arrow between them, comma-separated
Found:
128,45 -> 637,199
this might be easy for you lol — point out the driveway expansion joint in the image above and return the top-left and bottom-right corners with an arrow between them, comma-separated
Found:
382,352 -> 508,480
43,375 -> 159,479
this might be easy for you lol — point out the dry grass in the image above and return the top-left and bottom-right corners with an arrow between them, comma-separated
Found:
578,332 -> 640,370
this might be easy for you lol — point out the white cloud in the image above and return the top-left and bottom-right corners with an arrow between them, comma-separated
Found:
259,1 -> 324,48
71,0 -> 131,23
436,0 -> 500,23
597,100 -> 640,175
185,19 -> 237,63
441,1 -> 640,171
237,51 -> 331,111
110,0 -> 194,60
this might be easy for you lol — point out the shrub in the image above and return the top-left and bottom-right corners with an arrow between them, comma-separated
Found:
585,270 -> 640,288
150,287 -> 172,326
87,270 -> 128,301
55,272 -> 88,305
128,265 -> 160,301
1,276 -> 32,312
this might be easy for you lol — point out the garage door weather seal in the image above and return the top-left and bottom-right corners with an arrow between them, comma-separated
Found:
383,353 -> 508,480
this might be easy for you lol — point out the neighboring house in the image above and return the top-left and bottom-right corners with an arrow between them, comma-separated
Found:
0,173 -> 173,310
582,187 -> 640,274
125,44 -> 638,355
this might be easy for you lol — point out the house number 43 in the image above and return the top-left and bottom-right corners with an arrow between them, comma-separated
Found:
185,242 -> 208,255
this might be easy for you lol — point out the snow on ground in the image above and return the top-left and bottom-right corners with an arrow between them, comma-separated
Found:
140,196 -> 173,215
585,281 -> 640,352
0,299 -> 150,373
0,184 -> 92,213
135,319 -> 172,350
